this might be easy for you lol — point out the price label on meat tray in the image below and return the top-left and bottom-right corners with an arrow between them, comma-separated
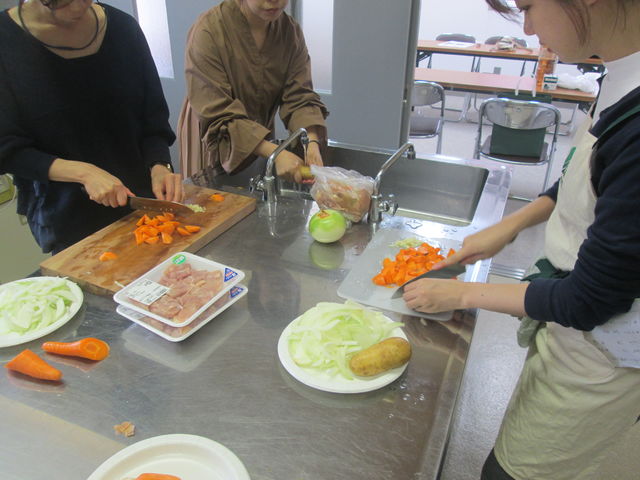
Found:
125,279 -> 169,306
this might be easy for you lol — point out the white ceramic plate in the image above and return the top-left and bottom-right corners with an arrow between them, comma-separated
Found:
0,276 -> 83,348
277,314 -> 408,394
87,434 -> 250,480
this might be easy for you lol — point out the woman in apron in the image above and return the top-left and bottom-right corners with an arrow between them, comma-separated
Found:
402,0 -> 640,478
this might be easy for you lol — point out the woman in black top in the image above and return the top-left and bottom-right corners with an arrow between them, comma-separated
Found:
0,0 -> 182,253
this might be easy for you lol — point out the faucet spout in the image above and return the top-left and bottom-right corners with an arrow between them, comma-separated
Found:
265,127 -> 309,179
254,127 -> 308,215
368,142 -> 415,224
372,142 -> 415,197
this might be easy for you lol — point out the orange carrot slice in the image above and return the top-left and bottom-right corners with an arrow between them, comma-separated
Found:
183,225 -> 201,233
99,252 -> 118,262
42,338 -> 110,361
209,193 -> 225,202
135,474 -> 182,480
5,349 -> 62,381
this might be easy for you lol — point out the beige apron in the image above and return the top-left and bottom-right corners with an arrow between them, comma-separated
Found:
494,118 -> 640,480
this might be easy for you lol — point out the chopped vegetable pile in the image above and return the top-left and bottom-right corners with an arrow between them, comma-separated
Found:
134,213 -> 201,245
287,300 -> 403,380
0,277 -> 81,336
186,204 -> 206,213
373,241 -> 455,287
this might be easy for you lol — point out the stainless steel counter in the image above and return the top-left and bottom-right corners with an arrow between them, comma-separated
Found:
0,153 -> 511,480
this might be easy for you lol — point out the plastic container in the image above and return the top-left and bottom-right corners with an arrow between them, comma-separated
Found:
535,46 -> 558,91
117,284 -> 248,342
113,252 -> 244,327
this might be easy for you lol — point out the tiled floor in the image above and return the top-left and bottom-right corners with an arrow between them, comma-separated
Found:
411,95 -> 640,480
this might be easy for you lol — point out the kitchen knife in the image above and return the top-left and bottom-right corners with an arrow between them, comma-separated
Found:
128,196 -> 194,215
391,263 -> 466,299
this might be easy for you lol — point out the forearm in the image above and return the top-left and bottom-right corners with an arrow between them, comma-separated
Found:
463,282 -> 529,317
253,139 -> 278,158
48,158 -> 95,184
501,195 -> 556,238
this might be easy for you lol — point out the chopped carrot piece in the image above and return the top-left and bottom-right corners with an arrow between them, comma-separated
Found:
136,214 -> 150,227
176,226 -> 191,236
144,236 -> 160,244
42,338 -> 110,361
99,251 -> 118,262
210,193 -> 225,202
5,349 -> 62,381
183,225 -> 201,233
161,232 -> 173,244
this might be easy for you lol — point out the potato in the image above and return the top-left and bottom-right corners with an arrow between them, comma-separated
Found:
349,337 -> 411,377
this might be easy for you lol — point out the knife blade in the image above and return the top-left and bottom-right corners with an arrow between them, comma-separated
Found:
391,263 -> 466,299
128,196 -> 194,215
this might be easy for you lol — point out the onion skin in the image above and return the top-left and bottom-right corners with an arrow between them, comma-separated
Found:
309,209 -> 347,243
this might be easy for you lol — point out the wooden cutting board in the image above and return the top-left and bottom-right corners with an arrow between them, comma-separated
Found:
40,185 -> 256,296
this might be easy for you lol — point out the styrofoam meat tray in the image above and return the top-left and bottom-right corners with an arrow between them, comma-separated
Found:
117,284 -> 248,342
337,229 -> 464,321
113,251 -> 244,327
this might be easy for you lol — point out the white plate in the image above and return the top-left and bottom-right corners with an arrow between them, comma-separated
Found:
0,276 -> 83,348
277,313 -> 408,394
337,229 -> 464,321
87,434 -> 250,480
117,284 -> 248,342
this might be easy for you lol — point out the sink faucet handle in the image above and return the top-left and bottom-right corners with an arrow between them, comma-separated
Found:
249,175 -> 265,198
379,193 -> 398,217
386,193 -> 399,216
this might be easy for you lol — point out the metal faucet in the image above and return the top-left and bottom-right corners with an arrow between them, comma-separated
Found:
368,142 -> 416,224
250,128 -> 308,215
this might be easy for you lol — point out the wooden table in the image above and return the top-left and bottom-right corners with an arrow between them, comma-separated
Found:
415,67 -> 596,104
417,40 -> 604,69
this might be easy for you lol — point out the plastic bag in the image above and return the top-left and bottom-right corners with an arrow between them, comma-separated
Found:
309,165 -> 374,223
557,72 -> 600,94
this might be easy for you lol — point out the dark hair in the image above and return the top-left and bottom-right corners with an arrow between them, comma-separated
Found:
484,0 -> 634,43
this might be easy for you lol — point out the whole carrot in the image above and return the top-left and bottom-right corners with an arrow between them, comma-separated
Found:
5,349 -> 62,381
42,337 -> 110,361
135,474 -> 182,480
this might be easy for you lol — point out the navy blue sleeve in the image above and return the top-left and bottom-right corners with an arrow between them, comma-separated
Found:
525,120 -> 640,330
540,179 -> 559,202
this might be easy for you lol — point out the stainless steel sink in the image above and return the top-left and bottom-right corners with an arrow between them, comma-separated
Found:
190,140 -> 502,228
281,141 -> 489,226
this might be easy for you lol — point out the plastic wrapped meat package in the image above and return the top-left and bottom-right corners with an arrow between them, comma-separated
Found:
310,165 -> 374,223
114,252 -> 244,328
117,284 -> 248,342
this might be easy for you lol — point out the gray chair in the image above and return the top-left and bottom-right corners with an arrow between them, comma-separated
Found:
409,80 -> 445,154
428,33 -> 478,69
474,97 -> 561,201
428,33 -> 477,121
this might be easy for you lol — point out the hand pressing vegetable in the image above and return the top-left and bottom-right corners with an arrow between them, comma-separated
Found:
42,337 -> 110,361
349,337 -> 411,377
5,349 -> 62,381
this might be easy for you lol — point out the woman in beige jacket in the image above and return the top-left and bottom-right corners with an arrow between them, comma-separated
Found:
178,0 -> 328,183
